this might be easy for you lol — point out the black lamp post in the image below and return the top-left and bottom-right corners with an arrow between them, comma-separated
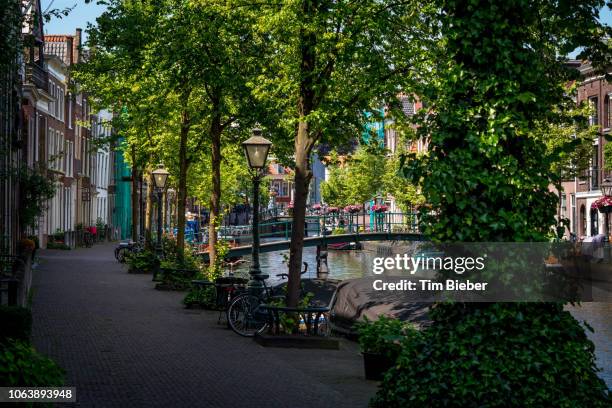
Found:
152,164 -> 169,256
601,178 -> 612,235
242,128 -> 272,294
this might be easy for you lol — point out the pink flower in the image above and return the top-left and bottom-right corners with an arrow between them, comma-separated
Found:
372,204 -> 388,213
591,196 -> 612,210
344,204 -> 361,213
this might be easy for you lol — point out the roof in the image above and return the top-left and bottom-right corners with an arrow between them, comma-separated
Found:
43,31 -> 81,65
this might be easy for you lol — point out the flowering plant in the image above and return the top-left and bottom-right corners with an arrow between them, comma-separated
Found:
372,204 -> 388,213
591,196 -> 612,212
344,204 -> 361,213
312,203 -> 322,210
326,206 -> 339,213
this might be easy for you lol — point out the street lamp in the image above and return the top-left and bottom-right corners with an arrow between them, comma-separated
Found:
242,128 -> 272,293
601,178 -> 612,197
601,178 -> 612,236
152,164 -> 169,255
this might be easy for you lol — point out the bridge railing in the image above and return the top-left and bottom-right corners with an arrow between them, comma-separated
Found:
175,212 -> 419,246
256,212 -> 419,239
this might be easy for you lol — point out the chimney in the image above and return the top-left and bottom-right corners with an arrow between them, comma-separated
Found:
66,37 -> 74,66
74,28 -> 82,63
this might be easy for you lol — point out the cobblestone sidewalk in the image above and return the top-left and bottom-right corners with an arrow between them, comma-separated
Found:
31,244 -> 377,408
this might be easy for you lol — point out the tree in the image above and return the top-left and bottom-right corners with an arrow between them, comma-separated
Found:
383,142 -> 425,213
77,0 -> 262,263
249,0 -> 427,306
373,0 -> 612,406
321,142 -> 387,206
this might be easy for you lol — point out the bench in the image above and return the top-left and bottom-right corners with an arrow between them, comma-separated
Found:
258,304 -> 331,336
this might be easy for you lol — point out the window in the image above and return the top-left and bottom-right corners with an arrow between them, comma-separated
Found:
48,128 -> 54,168
605,95 -> 610,129
48,81 -> 54,115
28,116 -> 35,165
591,145 -> 599,190
401,96 -> 415,116
68,95 -> 72,128
571,194 -> 576,234
55,85 -> 60,118
560,193 -> 567,219
589,97 -> 599,126
59,88 -> 64,122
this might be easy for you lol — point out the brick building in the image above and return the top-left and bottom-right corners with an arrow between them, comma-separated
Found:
558,61 -> 612,238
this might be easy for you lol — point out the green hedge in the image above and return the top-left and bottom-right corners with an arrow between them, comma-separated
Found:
0,306 -> 32,344
371,303 -> 611,407
0,340 -> 64,387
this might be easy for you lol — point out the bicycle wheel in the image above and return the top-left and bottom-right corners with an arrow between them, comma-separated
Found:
226,294 -> 268,337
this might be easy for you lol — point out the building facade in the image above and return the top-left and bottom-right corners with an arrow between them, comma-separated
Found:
558,62 -> 612,238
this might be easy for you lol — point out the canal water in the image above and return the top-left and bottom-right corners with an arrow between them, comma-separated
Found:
232,245 -> 611,388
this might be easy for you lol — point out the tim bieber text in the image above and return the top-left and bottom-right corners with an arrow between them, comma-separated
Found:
372,279 -> 488,291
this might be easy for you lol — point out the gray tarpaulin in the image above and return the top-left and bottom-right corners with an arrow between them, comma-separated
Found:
329,277 -> 431,335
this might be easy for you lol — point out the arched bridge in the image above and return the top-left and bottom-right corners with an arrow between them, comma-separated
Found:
200,231 -> 423,262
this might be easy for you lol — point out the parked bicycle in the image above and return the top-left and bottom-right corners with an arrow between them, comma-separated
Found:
114,236 -> 145,263
226,263 -> 329,337
83,232 -> 94,248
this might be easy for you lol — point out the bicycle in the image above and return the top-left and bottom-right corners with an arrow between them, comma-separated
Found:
83,232 -> 94,248
226,263 -> 329,337
114,236 -> 145,263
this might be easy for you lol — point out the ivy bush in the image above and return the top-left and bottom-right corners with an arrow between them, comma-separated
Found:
126,249 -> 158,273
46,242 -> 71,250
183,286 -> 217,309
0,340 -> 64,387
374,0 -> 612,406
355,316 -> 421,360
372,303 -> 611,407
0,306 -> 32,344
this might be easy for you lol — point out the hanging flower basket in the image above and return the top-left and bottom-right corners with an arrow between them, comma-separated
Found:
591,196 -> 612,213
372,204 -> 388,213
344,204 -> 361,214
326,207 -> 339,214
312,203 -> 322,210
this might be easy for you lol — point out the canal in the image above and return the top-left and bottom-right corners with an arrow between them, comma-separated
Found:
232,244 -> 612,388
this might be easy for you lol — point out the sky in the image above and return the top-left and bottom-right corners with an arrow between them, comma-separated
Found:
41,0 -> 106,39
42,0 -> 612,50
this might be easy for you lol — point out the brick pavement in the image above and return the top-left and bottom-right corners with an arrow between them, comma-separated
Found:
31,244 -> 378,408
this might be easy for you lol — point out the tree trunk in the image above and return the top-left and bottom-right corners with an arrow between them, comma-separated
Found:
176,108 -> 190,261
286,135 -> 313,307
208,106 -> 222,268
286,0 -> 317,307
130,145 -> 139,242
144,167 -> 154,250
162,190 -> 167,234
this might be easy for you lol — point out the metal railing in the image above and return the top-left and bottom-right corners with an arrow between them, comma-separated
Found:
216,212 -> 419,240
578,168 -> 612,191
164,212 -> 419,249
25,62 -> 48,91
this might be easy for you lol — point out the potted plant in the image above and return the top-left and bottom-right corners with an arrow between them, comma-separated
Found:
355,316 -> 420,380
344,204 -> 361,214
372,204 -> 388,213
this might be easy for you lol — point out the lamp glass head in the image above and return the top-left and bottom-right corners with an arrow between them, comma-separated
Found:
152,164 -> 169,189
242,129 -> 272,169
